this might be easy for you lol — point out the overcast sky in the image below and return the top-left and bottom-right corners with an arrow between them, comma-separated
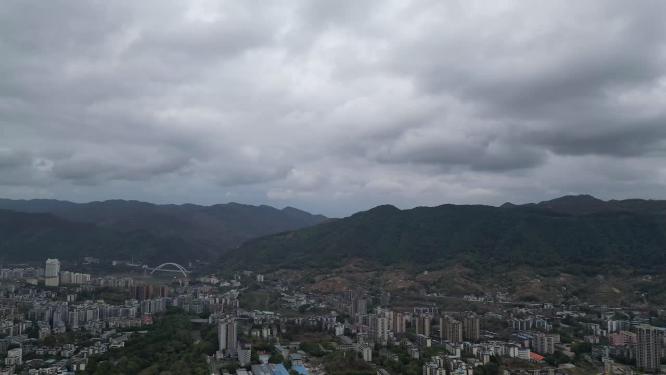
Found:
1,1 -> 666,217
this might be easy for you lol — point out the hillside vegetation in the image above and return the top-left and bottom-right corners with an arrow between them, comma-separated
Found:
0,198 -> 327,263
232,195 -> 666,272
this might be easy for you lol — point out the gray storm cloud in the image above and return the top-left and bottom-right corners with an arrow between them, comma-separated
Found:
1,0 -> 666,216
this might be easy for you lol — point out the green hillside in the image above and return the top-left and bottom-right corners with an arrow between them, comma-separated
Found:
232,196 -> 666,272
0,198 -> 327,262
0,209 -> 198,263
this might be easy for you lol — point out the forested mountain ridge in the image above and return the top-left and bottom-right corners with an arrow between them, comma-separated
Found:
0,199 -> 327,262
5,194 -> 666,270
0,209 -> 196,263
231,195 -> 666,271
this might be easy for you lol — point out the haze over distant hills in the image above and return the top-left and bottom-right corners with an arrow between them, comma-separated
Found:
232,195 -> 666,272
4,195 -> 666,272
0,198 -> 327,263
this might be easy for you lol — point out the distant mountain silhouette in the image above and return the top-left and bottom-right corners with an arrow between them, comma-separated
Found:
0,209 -> 198,263
6,195 -> 666,269
0,199 -> 327,262
516,194 -> 666,215
231,195 -> 666,271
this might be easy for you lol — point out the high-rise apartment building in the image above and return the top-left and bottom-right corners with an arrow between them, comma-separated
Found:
238,343 -> 252,366
637,325 -> 662,373
441,316 -> 463,343
391,311 -> 406,334
369,312 -> 389,345
45,259 -> 60,287
463,315 -> 480,341
533,333 -> 557,355
218,317 -> 238,356
354,298 -> 367,316
416,315 -> 431,337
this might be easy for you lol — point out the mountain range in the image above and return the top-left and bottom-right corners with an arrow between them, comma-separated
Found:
231,195 -> 666,272
3,195 -> 666,273
0,199 -> 327,263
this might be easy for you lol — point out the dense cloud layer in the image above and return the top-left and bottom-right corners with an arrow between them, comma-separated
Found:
1,0 -> 666,216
